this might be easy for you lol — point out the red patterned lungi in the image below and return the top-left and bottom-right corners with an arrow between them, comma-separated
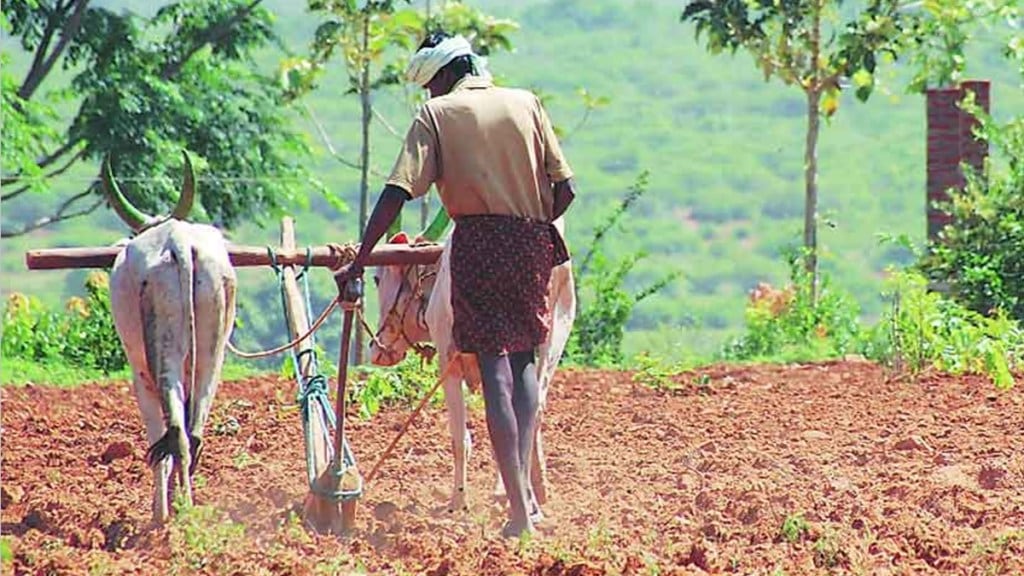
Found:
451,214 -> 570,355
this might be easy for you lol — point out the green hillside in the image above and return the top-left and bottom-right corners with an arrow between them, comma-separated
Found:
3,0 -> 1021,362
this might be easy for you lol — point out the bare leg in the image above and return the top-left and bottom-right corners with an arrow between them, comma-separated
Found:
479,352 -> 533,537
509,350 -> 542,520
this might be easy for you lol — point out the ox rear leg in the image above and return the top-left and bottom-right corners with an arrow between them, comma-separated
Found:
147,425 -> 194,510
153,458 -> 173,523
187,272 -> 235,480
442,375 -> 470,513
134,376 -> 174,524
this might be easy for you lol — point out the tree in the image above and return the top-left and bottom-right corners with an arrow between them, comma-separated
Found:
903,0 -> 1020,93
567,171 -> 682,367
1,0 -> 319,237
680,0 -> 914,303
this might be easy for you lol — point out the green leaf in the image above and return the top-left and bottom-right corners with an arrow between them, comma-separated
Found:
390,8 -> 422,30
420,206 -> 451,241
821,88 -> 840,118
852,68 -> 873,89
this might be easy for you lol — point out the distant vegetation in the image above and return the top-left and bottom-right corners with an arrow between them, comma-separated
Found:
3,0 -> 1023,367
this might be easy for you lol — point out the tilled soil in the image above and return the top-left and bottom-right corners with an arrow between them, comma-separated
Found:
2,360 -> 1024,575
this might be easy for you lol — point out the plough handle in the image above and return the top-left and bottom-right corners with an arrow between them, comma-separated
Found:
333,277 -> 362,469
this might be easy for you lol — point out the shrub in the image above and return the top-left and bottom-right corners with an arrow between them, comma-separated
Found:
2,272 -> 126,374
863,268 -> 1023,389
918,92 -> 1024,319
351,354 -> 440,419
721,249 -> 861,361
566,171 -> 681,366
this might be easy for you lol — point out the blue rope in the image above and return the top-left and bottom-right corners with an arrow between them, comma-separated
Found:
295,247 -> 313,282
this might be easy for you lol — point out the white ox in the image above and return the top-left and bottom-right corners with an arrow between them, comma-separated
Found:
370,219 -> 576,514
103,154 -> 237,523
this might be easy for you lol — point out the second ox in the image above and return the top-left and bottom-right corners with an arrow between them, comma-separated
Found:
369,219 -> 576,517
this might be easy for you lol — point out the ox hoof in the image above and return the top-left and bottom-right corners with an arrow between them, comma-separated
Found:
529,504 -> 545,526
500,519 -> 535,539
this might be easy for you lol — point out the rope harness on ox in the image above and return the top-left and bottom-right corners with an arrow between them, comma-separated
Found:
225,244 -> 358,359
371,260 -> 438,365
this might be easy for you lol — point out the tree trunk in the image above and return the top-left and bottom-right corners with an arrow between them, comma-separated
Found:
19,0 -> 91,101
804,87 -> 821,306
803,0 -> 823,306
421,0 -> 433,232
355,14 -> 372,366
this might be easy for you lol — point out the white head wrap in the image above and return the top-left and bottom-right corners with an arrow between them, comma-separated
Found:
405,34 -> 491,88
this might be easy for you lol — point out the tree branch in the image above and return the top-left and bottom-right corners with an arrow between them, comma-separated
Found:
0,186 -> 104,238
36,136 -> 85,171
301,101 -> 387,177
1,137 -> 85,186
19,0 -> 91,101
160,0 -> 264,80
45,148 -> 88,180
1,184 -> 32,202
372,105 -> 404,141
20,1 -> 67,98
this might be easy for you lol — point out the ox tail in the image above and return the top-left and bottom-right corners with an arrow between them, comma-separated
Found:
142,237 -> 198,475
144,426 -> 202,473
178,240 -> 199,472
146,425 -> 185,467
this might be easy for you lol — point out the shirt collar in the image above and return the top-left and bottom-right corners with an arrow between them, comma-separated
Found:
452,75 -> 493,92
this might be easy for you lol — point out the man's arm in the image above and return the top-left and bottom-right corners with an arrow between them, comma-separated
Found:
552,178 -> 576,220
334,185 -> 410,286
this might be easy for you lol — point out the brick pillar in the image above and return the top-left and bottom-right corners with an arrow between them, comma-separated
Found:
925,80 -> 991,243
926,87 -> 962,241
958,80 -> 990,178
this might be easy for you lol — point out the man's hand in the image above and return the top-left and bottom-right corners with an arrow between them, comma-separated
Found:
552,178 -> 576,220
333,263 -> 364,299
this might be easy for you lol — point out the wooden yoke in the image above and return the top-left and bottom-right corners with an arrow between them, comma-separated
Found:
25,242 -> 443,271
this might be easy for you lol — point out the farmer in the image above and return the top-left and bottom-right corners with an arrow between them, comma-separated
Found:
332,31 -> 577,537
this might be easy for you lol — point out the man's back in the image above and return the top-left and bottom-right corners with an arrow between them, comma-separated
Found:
387,76 -> 573,221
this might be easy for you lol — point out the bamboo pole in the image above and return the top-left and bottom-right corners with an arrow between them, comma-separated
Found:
25,242 -> 443,271
272,219 -> 335,533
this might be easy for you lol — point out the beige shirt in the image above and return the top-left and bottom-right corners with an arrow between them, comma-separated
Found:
386,76 -> 574,221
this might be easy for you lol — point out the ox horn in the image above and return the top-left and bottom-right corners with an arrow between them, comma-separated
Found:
172,150 -> 196,220
102,154 -> 152,232
419,208 -> 451,242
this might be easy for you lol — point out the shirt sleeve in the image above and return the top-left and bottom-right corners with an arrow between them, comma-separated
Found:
537,97 -> 574,183
386,109 -> 440,199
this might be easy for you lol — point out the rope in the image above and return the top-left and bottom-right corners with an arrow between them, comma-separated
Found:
224,242 -> 358,359
226,297 -> 339,359
288,248 -> 362,501
326,242 -> 359,271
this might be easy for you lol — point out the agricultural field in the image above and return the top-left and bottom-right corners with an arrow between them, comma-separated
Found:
4,362 -> 1024,575
4,0 -> 1024,574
